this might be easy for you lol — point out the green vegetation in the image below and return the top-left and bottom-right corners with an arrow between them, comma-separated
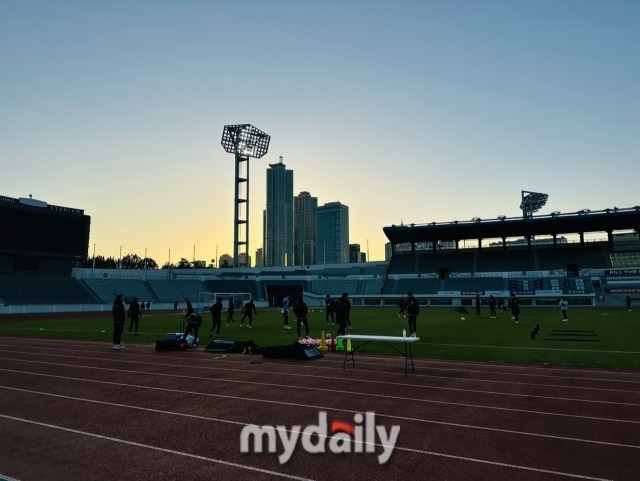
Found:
1,307 -> 637,370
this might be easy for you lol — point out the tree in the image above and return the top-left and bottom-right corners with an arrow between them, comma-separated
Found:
176,258 -> 192,269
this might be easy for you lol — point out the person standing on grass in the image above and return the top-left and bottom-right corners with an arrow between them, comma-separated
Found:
293,295 -> 310,339
209,297 -> 223,338
128,297 -> 142,336
336,292 -> 351,336
489,295 -> 497,319
325,294 -> 335,326
112,294 -> 126,350
405,291 -> 419,338
397,296 -> 406,317
282,295 -> 291,330
626,296 -> 632,311
240,299 -> 258,328
510,295 -> 520,324
559,297 -> 569,321
475,294 -> 482,318
226,298 -> 236,326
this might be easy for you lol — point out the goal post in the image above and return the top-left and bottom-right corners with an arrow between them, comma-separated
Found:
197,292 -> 252,312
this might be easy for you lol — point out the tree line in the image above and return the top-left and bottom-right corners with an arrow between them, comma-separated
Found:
79,254 -> 233,269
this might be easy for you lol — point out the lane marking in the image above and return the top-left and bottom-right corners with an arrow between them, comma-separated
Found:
0,412 -> 614,481
2,357 -> 640,411
3,375 -> 640,450
0,414 -> 313,481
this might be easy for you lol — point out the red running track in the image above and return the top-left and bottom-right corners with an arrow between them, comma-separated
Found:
0,337 -> 639,481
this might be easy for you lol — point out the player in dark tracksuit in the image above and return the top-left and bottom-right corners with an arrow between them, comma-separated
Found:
209,298 -> 223,338
182,312 -> 202,346
294,296 -> 310,339
226,298 -> 236,326
128,297 -> 142,335
405,291 -> 419,337
325,294 -> 335,326
240,299 -> 258,328
335,292 -> 351,337
112,294 -> 126,349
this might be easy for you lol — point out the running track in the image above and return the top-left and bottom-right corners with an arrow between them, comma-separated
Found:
1,337 -> 639,481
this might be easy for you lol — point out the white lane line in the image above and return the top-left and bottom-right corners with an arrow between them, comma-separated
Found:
3,377 -> 640,450
3,344 -> 640,389
0,411 -> 614,481
2,357 -> 640,411
0,413 -> 314,481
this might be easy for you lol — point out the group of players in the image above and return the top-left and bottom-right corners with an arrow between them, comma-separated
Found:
178,292 -> 358,346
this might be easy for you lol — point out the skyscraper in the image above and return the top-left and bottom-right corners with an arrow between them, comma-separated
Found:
316,202 -> 349,264
294,191 -> 318,266
265,157 -> 294,267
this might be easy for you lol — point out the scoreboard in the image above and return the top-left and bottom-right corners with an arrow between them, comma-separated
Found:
0,195 -> 90,259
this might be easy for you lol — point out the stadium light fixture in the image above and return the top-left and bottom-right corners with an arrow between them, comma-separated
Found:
221,124 -> 271,268
520,190 -> 549,219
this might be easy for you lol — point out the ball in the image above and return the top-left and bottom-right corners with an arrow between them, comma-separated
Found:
460,317 -> 465,321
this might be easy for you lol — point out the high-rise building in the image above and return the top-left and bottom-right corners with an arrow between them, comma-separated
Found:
349,243 -> 366,263
316,202 -> 349,264
265,157 -> 294,267
294,191 -> 318,266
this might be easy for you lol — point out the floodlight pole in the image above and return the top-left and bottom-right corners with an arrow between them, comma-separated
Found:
234,152 -> 249,268
221,124 -> 270,268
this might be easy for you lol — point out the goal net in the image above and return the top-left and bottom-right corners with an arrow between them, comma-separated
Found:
197,292 -> 252,311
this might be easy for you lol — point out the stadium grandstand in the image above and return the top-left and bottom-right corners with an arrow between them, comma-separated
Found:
1,194 -> 639,314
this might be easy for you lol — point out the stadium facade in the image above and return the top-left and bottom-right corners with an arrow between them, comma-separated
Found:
1,194 -> 639,314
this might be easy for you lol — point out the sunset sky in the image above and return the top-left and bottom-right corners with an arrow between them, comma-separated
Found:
2,1 -> 639,265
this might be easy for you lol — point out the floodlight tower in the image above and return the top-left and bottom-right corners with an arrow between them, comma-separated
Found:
221,124 -> 270,268
520,190 -> 549,219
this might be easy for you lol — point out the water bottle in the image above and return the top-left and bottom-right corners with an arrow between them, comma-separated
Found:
402,329 -> 406,338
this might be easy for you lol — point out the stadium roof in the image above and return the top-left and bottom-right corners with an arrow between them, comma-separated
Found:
383,206 -> 640,245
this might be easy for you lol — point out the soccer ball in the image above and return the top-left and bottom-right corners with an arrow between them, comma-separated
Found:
460,317 -> 465,321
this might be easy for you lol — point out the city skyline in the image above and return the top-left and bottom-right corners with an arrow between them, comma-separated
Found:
2,1 -> 639,265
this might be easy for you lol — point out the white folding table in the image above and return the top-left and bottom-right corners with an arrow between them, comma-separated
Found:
337,334 -> 420,374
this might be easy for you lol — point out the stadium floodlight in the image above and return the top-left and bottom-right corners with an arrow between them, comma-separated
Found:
221,124 -> 270,158
221,124 -> 271,268
520,190 -> 549,219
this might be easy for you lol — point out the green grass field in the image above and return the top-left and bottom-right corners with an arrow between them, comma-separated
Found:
1,307 -> 638,370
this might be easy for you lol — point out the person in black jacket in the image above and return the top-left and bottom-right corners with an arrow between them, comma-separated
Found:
226,298 -> 236,326
182,312 -> 202,346
489,295 -> 497,319
293,295 -> 310,339
325,294 -> 335,326
112,294 -> 126,350
128,297 -> 142,335
209,298 -> 223,338
240,299 -> 258,328
335,292 -> 351,336
405,291 -> 420,338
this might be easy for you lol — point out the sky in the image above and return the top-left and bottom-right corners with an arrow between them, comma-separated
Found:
1,0 -> 639,266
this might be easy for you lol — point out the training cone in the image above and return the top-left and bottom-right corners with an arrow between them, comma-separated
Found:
329,337 -> 336,351
319,331 -> 328,351
346,338 -> 352,352
337,338 -> 344,351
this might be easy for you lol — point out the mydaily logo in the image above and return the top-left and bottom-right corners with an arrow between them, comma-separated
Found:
240,411 -> 400,464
